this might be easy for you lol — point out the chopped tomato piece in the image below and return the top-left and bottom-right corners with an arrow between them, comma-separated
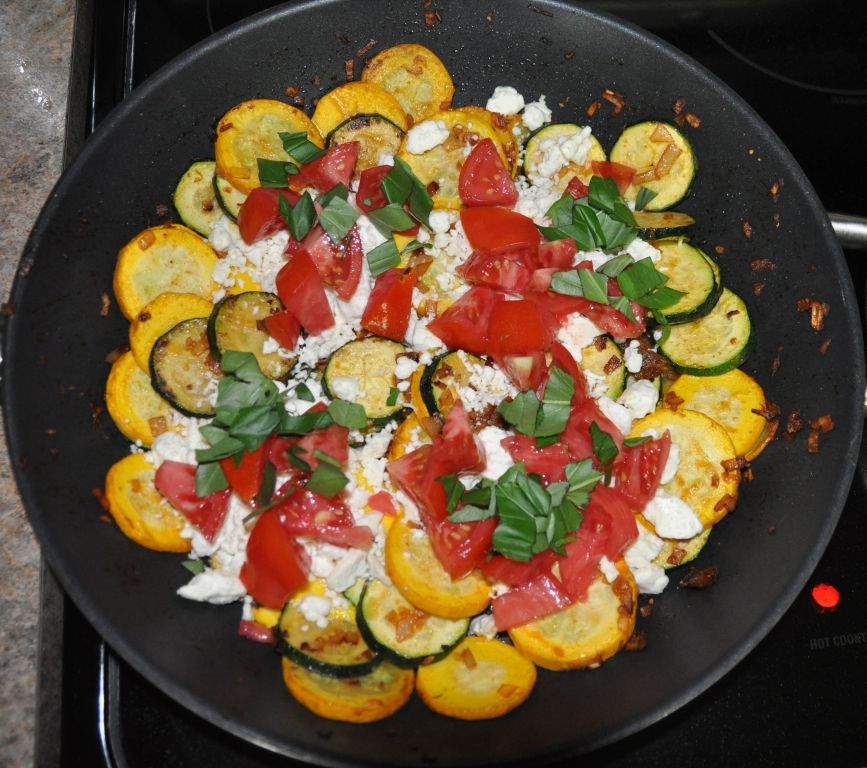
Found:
219,438 -> 274,505
458,138 -> 518,207
275,488 -> 374,550
614,430 -> 671,509
487,298 -> 555,358
438,400 -> 485,473
497,351 -> 548,391
237,618 -> 275,644
275,249 -> 334,335
295,423 -> 350,470
481,550 -> 556,587
291,142 -> 360,193
591,160 -> 636,193
548,341 -> 588,404
240,508 -> 309,609
427,286 -> 504,356
565,176 -> 589,199
456,249 -> 533,294
360,267 -> 418,341
529,292 -> 647,339
590,484 -> 638,559
387,443 -> 431,514
262,309 -> 301,351
293,224 -> 363,300
561,398 -> 625,462
355,165 -> 390,213
427,516 -> 497,580
557,504 -> 611,600
237,187 -> 300,245
536,239 -> 576,269
154,460 -> 231,542
501,434 -> 571,484
460,207 -> 540,251
492,571 -> 573,631
366,490 -> 398,516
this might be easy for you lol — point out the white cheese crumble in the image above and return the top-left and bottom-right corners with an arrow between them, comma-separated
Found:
624,237 -> 662,264
529,126 -> 593,184
643,489 -> 703,540
477,426 -> 515,481
624,526 -> 669,594
486,85 -> 525,115
329,375 -> 362,402
405,119 -> 450,154
469,613 -> 498,639
624,340 -> 643,374
596,396 -> 634,437
522,95 -> 552,131
298,595 -> 332,629
617,378 -> 659,421
556,313 -> 603,362
599,556 -> 620,583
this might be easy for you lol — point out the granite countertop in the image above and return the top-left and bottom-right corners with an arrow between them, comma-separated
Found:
1,1 -> 76,766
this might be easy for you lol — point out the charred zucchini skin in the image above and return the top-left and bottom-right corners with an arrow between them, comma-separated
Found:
634,211 -> 695,239
173,160 -> 223,237
212,174 -> 247,222
149,317 -> 221,418
326,114 -> 405,177
277,600 -> 380,679
652,238 -> 722,325
418,350 -> 485,416
356,579 -> 469,669
206,291 -> 295,380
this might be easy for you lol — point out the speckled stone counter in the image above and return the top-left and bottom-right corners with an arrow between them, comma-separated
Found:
0,2 -> 76,766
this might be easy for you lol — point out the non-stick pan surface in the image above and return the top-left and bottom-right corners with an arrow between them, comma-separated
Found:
5,1 -> 864,765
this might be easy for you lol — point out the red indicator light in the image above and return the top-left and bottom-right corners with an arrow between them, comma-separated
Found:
811,583 -> 840,610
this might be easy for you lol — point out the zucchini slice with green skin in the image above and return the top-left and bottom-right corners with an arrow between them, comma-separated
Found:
356,579 -> 469,668
343,578 -> 366,606
418,350 -> 486,416
277,599 -> 380,678
322,337 -> 408,422
522,122 -> 606,187
207,291 -> 295,380
326,114 -> 404,178
659,288 -> 752,375
173,161 -> 223,237
149,317 -> 222,417
213,174 -> 247,222
610,121 -> 696,210
652,238 -> 722,324
580,338 -> 626,400
633,210 -> 695,239
654,526 -> 712,570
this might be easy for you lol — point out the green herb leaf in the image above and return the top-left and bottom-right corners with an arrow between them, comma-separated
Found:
617,257 -> 668,300
306,461 -> 349,498
366,203 -> 415,237
257,158 -> 298,187
546,194 -> 575,227
195,461 -> 228,497
314,449 -> 340,467
317,182 -> 349,206
366,239 -> 400,277
597,211 -> 637,250
492,483 -> 538,562
279,409 -> 334,435
610,295 -> 637,323
588,176 -> 620,215
382,161 -> 413,205
598,254 -> 634,278
634,186 -> 659,211
623,435 -> 652,447
287,445 -> 312,472
497,390 -> 541,435
328,399 -> 368,429
439,474 -> 465,514
578,268 -> 609,304
294,382 -> 315,402
590,421 -> 619,468
279,130 -> 325,164
182,559 -> 205,575
535,434 -> 560,448
386,387 -> 400,407
449,502 -> 497,522
195,434 -> 246,463
550,269 -> 584,297
318,195 -> 359,243
256,460 -> 277,506
279,191 -> 317,242
636,285 -> 686,310
534,367 -> 574,437
564,458 -> 602,508
393,157 -> 432,227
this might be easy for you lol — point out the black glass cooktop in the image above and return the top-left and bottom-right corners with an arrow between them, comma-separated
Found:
40,1 -> 867,766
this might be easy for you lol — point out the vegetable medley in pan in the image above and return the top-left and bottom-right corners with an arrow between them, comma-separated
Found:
102,42 -> 775,722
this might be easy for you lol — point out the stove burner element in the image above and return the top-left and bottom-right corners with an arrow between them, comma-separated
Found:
811,582 -> 841,611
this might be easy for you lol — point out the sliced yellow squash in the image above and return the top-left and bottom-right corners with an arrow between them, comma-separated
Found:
508,566 -> 637,671
460,105 -> 523,177
654,526 -> 712,569
664,369 -> 771,460
128,292 -> 214,372
631,408 -> 740,529
214,99 -> 322,194
311,81 -> 409,139
396,109 -> 509,210
385,518 -> 491,619
360,43 -> 455,125
386,411 -> 432,463
415,636 -> 537,720
113,224 -> 218,321
105,351 -> 176,446
104,453 -> 190,552
281,657 -> 414,723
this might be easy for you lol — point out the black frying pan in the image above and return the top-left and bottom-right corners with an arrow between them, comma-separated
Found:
4,1 -> 864,765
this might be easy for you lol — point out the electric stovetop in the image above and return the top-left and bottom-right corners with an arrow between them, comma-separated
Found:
38,1 -> 867,766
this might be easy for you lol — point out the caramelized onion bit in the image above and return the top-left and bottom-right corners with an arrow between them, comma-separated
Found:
679,565 -> 718,589
654,143 -> 682,178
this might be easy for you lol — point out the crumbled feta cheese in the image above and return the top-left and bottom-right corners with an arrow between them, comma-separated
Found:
624,237 -> 661,264
624,340 -> 643,374
477,426 -> 515,480
469,613 -> 498,639
177,568 -> 246,604
355,214 -> 389,254
618,379 -> 659,421
660,441 -> 680,485
456,351 -> 518,410
486,85 -> 525,115
596,396 -> 634,436
377,152 -> 395,166
148,431 -> 196,467
298,595 -> 332,629
405,119 -> 449,154
394,356 -> 418,380
514,176 -> 562,226
624,526 -> 669,594
556,314 -> 603,362
284,377 -> 323,416
643,489 -> 703,539
599,556 -> 620,583
329,375 -> 362,402
428,209 -> 453,234
325,549 -> 369,593
407,313 -> 447,354
522,95 -> 552,131
530,126 -> 593,182
584,370 -> 610,400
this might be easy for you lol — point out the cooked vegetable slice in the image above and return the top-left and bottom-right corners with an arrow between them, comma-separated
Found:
173,160 -> 223,237
385,411 -> 432,463
418,350 -> 486,417
507,567 -> 637,671
654,526 -> 712,569
396,109 -> 509,209
460,105 -> 523,177
522,123 -> 607,189
213,174 -> 248,221
207,291 -> 295,380
631,408 -> 740,528
322,337 -> 408,422
129,292 -> 214,372
113,223 -> 219,321
610,121 -> 696,210
663,369 -> 771,460
633,210 -> 695,239
105,351 -> 176,446
281,657 -> 413,723
214,99 -> 322,194
385,518 -> 491,619
326,114 -> 405,177
104,453 -> 190,552
415,636 -> 537,720
343,578 -> 366,606
312,82 -> 408,140
357,578 -> 470,667
652,237 -> 722,324
659,288 -> 752,375
277,598 -> 379,678
580,337 -> 626,400
149,317 -> 222,417
360,43 -> 455,124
